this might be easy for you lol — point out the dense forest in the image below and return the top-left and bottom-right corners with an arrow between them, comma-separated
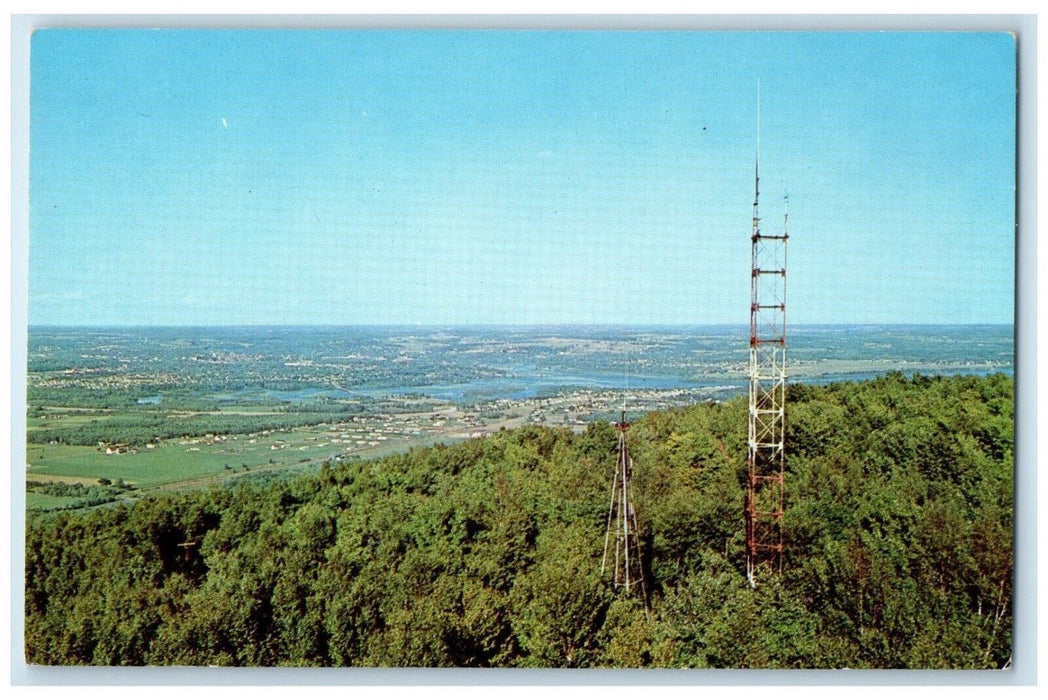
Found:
24,372 -> 1013,668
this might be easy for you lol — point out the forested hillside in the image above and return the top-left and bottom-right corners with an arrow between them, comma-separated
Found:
25,373 -> 1013,668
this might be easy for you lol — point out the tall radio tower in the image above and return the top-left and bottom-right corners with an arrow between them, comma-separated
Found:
746,87 -> 788,587
601,371 -> 649,613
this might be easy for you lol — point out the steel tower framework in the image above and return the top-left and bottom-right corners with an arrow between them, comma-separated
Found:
746,103 -> 788,587
601,408 -> 649,612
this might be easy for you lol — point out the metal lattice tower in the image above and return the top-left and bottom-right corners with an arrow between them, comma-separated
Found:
746,92 -> 788,587
601,405 -> 649,613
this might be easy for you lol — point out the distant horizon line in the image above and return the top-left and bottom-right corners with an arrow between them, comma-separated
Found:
27,322 -> 1016,330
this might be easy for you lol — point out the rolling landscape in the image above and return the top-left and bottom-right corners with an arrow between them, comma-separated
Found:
24,324 -> 1012,514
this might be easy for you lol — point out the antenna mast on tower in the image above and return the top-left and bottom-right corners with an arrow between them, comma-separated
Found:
601,361 -> 649,613
746,85 -> 788,587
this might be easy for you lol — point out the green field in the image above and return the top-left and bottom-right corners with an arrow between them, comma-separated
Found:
26,443 -> 99,464
26,423 -> 456,502
28,432 -> 329,489
25,493 -> 87,511
27,415 -> 92,431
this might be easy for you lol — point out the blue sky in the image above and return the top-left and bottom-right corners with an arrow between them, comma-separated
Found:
29,30 -> 1015,325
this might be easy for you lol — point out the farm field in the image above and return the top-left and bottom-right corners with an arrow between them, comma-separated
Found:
25,493 -> 87,511
26,416 -> 476,498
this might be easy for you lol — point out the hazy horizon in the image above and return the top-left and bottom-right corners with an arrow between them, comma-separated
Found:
27,321 -> 1017,330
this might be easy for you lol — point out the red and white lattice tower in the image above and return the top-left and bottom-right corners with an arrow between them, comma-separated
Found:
746,93 -> 788,587
601,401 -> 649,612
